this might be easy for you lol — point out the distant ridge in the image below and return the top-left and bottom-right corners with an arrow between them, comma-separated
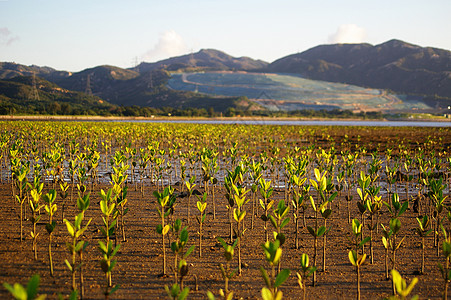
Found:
1,39 -> 451,114
266,39 -> 451,99
135,49 -> 268,73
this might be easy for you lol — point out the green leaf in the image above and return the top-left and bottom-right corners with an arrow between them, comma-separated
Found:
171,242 -> 179,253
314,168 -> 321,182
317,226 -> 327,237
156,224 -> 163,234
398,200 -> 409,216
307,226 -> 315,237
98,241 -> 107,254
3,282 -> 27,300
359,236 -> 371,247
109,259 -> 117,272
273,248 -> 282,265
401,277 -> 418,298
238,210 -> 246,223
180,228 -> 189,243
391,269 -> 403,294
227,292 -> 234,300
356,188 -> 363,200
260,266 -> 271,288
75,240 -> 85,253
321,209 -> 332,219
162,224 -> 170,236
45,222 -> 55,234
207,291 -> 216,300
276,233 -> 286,246
359,253 -> 367,265
275,290 -> 283,300
274,269 -> 290,288
261,287 -> 272,300
65,259 -> 73,272
100,200 -> 108,215
64,219 -> 75,237
110,284 -> 120,295
68,290 -> 78,300
280,217 -> 290,229
348,250 -> 357,266
184,245 -> 195,258
269,215 -> 277,229
390,218 -> 401,235
179,287 -> 190,300
309,196 -> 316,212
217,237 -> 227,249
112,244 -> 121,257
300,253 -> 309,269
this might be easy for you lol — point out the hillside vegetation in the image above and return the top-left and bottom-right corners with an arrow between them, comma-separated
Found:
168,72 -> 433,113
1,39 -> 450,116
267,40 -> 451,103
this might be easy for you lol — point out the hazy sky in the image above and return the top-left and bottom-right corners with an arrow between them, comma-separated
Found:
1,0 -> 450,72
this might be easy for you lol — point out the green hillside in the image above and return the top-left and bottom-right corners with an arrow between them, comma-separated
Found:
168,72 -> 433,112
0,76 -> 115,115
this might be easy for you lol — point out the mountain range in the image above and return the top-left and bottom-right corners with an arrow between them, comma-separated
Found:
267,39 -> 451,100
1,39 -> 450,115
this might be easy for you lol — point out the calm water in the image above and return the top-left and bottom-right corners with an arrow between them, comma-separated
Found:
111,119 -> 451,127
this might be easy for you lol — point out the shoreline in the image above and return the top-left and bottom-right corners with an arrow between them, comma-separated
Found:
0,114 -> 449,123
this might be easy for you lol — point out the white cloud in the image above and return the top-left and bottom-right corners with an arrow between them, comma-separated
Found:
0,27 -> 19,46
327,24 -> 367,44
142,30 -> 188,62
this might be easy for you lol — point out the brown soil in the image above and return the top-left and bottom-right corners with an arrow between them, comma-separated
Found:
0,179 -> 447,300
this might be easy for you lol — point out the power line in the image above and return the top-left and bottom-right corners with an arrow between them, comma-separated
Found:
85,74 -> 93,96
29,72 -> 40,100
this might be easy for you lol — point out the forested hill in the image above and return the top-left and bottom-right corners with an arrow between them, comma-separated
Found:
266,39 -> 451,99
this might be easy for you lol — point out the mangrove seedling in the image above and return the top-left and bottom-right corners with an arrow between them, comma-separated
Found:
292,182 -> 309,249
99,188 -> 118,288
348,249 -> 367,300
270,199 -> 290,272
249,160 -> 263,230
427,177 -> 447,253
260,239 -> 290,300
99,240 -> 120,300
384,193 -> 409,220
155,186 -> 175,275
116,186 -> 129,242
43,189 -> 57,277
259,177 -> 274,243
350,218 -> 371,254
185,176 -> 196,226
164,283 -> 189,300
381,218 -> 405,281
415,215 -> 433,274
3,274 -> 47,300
216,236 -> 238,299
63,211 -> 92,294
296,253 -> 317,300
438,226 -> 451,300
387,269 -> 418,300
59,181 -> 69,223
232,182 -> 250,275
29,178 -> 44,260
196,192 -> 208,258
14,163 -> 30,241
308,168 -> 335,284
170,219 -> 195,287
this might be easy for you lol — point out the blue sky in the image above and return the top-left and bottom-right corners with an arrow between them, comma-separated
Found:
1,0 -> 450,72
